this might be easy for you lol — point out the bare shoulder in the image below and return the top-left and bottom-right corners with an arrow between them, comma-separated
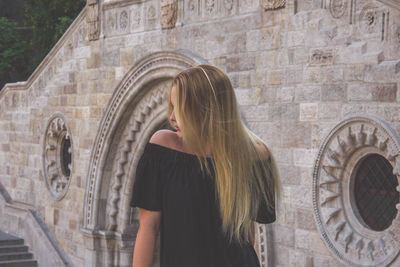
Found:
149,129 -> 179,148
256,142 -> 270,160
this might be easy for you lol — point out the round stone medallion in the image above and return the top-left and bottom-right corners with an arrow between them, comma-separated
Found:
42,113 -> 73,201
313,115 -> 400,266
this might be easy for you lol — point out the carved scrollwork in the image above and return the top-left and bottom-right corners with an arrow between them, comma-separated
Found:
262,0 -> 285,10
313,115 -> 400,266
42,113 -> 73,201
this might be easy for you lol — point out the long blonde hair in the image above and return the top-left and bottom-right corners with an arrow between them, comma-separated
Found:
168,64 -> 280,244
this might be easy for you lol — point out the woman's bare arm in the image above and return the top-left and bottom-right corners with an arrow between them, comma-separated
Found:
132,209 -> 161,267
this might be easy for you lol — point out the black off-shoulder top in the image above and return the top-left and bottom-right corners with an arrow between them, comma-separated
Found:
130,142 -> 275,267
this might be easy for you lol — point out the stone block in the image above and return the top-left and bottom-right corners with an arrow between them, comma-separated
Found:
348,82 -> 397,102
226,55 -> 256,72
103,49 -> 120,67
74,46 -> 91,59
247,122 -> 278,145
268,70 -> 284,85
318,103 -> 341,121
273,224 -> 295,247
293,148 -> 317,167
256,51 -> 278,69
251,69 -> 268,87
321,84 -> 346,101
277,87 -> 295,103
289,249 -> 313,267
284,68 -> 303,84
295,85 -> 321,102
278,164 -> 301,185
280,122 -> 311,148
241,105 -> 269,122
274,245 -> 290,266
313,255 -> 345,267
239,72 -> 251,88
364,60 -> 400,83
270,103 -> 298,121
295,229 -> 312,250
310,233 -> 331,256
296,208 -> 316,230
300,103 -> 318,121
291,185 -> 313,209
226,32 -> 247,55
287,31 -> 305,47
238,0 -> 260,14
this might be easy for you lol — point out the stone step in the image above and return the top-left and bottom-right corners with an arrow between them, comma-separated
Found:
0,239 -> 24,247
0,252 -> 33,261
0,231 -> 24,249
0,245 -> 28,254
0,259 -> 37,267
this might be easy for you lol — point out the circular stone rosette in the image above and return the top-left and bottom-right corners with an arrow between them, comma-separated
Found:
42,112 -> 73,201
313,115 -> 400,266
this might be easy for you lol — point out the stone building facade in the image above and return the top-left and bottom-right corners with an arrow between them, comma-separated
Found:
0,0 -> 400,266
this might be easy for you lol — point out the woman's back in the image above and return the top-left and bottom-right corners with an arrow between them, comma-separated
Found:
131,137 -> 275,267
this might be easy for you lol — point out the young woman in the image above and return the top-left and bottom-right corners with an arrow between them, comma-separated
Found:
131,64 -> 279,267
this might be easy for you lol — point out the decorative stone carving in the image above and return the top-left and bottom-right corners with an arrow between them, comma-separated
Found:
329,0 -> 347,18
262,0 -> 285,10
161,0 -> 178,29
206,0 -> 216,13
148,5 -> 156,20
131,6 -> 141,30
189,0 -> 196,11
313,115 -> 400,266
120,10 -> 129,30
359,4 -> 379,34
83,51 -> 207,230
310,48 -> 334,65
42,113 -> 73,201
224,0 -> 234,11
107,85 -> 168,231
87,0 -> 100,41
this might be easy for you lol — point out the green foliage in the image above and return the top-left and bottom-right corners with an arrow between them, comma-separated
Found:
0,0 -> 85,89
0,17 -> 31,88
24,0 -> 86,67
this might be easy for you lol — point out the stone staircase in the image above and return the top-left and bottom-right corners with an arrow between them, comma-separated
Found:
0,231 -> 37,267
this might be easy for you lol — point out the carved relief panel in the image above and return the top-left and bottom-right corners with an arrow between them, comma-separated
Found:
262,0 -> 285,10
87,0 -> 100,40
161,0 -> 178,29
103,1 -> 158,36
42,113 -> 73,201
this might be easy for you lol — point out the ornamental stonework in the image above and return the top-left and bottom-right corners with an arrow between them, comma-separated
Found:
87,0 -> 100,40
359,4 -> 380,34
262,0 -> 285,10
161,0 -> 178,29
42,113 -> 73,201
330,0 -> 347,18
313,115 -> 400,266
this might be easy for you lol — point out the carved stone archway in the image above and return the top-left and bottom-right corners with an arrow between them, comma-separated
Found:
81,50 -> 206,267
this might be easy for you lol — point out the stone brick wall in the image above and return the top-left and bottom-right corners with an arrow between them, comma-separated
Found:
0,0 -> 399,266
